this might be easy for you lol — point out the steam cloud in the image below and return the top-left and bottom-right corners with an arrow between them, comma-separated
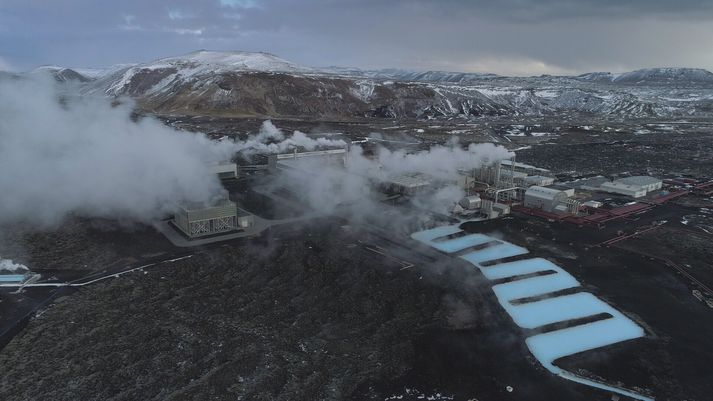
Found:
236,120 -> 347,155
0,75 -> 511,230
0,76 -> 236,226
0,258 -> 28,273
268,127 -> 514,218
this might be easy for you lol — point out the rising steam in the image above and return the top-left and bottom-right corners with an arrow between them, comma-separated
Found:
0,75 -> 511,229
0,76 -> 235,226
264,125 -> 514,217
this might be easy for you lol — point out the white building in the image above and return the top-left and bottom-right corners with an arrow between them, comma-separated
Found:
276,148 -> 347,166
525,175 -> 555,187
582,200 -> 603,208
546,184 -> 575,198
614,176 -> 662,193
501,159 -> 551,175
524,186 -> 570,212
599,181 -> 648,198
212,162 -> 238,180
459,195 -> 482,210
480,199 -> 511,219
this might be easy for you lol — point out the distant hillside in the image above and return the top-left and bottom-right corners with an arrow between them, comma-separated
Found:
578,68 -> 713,86
11,51 -> 713,120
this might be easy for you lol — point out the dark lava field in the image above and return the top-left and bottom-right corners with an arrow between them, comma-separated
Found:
2,118 -> 713,401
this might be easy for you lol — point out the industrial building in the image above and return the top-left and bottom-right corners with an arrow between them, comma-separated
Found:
500,159 -> 551,176
547,184 -> 575,197
524,186 -> 570,212
172,198 -> 253,239
615,176 -> 663,193
566,176 -> 611,191
382,173 -> 432,195
212,162 -> 238,180
599,176 -> 661,198
561,175 -> 662,199
599,181 -> 648,198
582,200 -> 603,208
459,195 -> 482,210
525,175 -> 555,187
480,200 -> 511,219
277,148 -> 347,166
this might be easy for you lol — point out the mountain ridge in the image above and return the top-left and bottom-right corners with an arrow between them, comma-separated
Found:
17,51 -> 713,120
28,50 -> 713,84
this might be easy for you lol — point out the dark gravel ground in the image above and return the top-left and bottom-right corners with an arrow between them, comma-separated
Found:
0,218 -> 176,273
461,210 -> 713,401
3,117 -> 713,401
0,217 -> 610,401
0,222 -> 446,401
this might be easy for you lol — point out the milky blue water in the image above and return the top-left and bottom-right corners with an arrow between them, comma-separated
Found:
491,271 -> 580,302
0,275 -> 25,282
429,234 -> 494,253
479,257 -> 560,280
525,315 -> 645,374
460,243 -> 529,265
503,292 -> 615,329
409,225 -> 650,400
560,371 -> 654,401
410,225 -> 463,243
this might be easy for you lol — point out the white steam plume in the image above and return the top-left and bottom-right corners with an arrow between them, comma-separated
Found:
0,76 -> 236,226
0,257 -> 28,273
0,73 -> 510,230
232,121 -> 347,155
269,129 -> 514,217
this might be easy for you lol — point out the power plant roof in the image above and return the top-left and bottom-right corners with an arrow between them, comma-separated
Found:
614,176 -> 662,186
525,185 -> 567,200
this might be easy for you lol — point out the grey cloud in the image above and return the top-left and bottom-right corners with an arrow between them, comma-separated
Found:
1,0 -> 713,74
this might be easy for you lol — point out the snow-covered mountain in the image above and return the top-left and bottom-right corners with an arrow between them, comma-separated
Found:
321,67 -> 499,83
578,68 -> 713,86
148,50 -> 310,74
18,51 -> 713,120
82,50 -> 311,97
613,68 -> 713,85
31,66 -> 91,82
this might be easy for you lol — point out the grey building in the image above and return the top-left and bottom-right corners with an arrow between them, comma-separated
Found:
525,175 -> 555,187
173,199 -> 239,238
524,186 -> 570,212
614,176 -> 663,193
212,162 -> 238,180
382,173 -> 432,195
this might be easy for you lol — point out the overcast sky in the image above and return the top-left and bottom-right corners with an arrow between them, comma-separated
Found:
2,0 -> 713,76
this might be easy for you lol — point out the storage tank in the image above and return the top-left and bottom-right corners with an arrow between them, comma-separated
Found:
459,195 -> 482,210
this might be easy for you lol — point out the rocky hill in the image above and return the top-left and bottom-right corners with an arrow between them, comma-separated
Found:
21,51 -> 713,120
578,68 -> 713,86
